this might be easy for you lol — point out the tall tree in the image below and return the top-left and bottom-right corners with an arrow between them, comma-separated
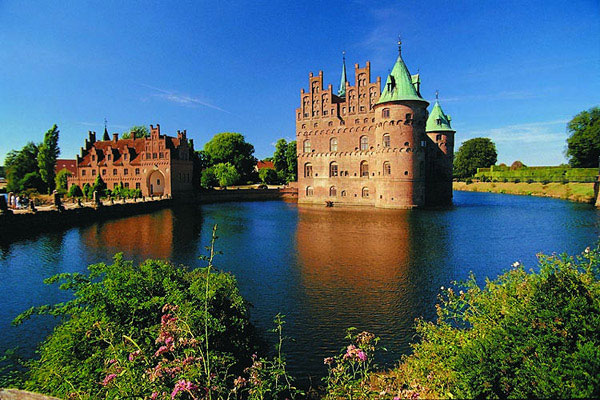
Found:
273,139 -> 288,171
203,132 -> 256,182
454,137 -> 497,179
5,142 -> 40,192
566,106 -> 600,168
55,168 -> 73,192
37,124 -> 60,193
285,140 -> 297,181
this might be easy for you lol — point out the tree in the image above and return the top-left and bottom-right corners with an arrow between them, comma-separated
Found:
271,139 -> 298,183
37,124 -> 60,193
67,184 -> 83,198
258,167 -> 278,184
213,162 -> 240,187
273,139 -> 288,171
286,140 -> 297,181
54,169 -> 72,193
566,107 -> 600,167
510,160 -> 525,170
5,142 -> 40,192
203,133 -> 256,182
20,171 -> 45,193
454,137 -> 497,179
91,174 -> 107,196
121,125 -> 150,139
0,165 -> 5,177
200,167 -> 218,189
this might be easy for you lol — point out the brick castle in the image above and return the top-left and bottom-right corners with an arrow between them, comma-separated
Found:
296,42 -> 456,208
68,124 -> 195,197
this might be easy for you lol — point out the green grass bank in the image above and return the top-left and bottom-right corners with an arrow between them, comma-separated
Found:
453,181 -> 597,204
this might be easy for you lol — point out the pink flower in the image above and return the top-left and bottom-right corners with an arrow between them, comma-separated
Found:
171,380 -> 198,399
357,350 -> 367,362
101,373 -> 117,386
128,350 -> 141,362
233,376 -> 247,388
154,345 -> 169,357
323,357 -> 334,365
151,392 -> 159,400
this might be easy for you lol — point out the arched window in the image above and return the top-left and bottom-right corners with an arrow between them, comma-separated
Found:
383,133 -> 390,148
383,161 -> 391,176
329,186 -> 337,196
330,137 -> 338,152
329,161 -> 339,177
306,186 -> 314,196
360,136 -> 368,151
382,108 -> 390,118
362,187 -> 369,198
304,163 -> 313,177
360,161 -> 369,177
303,139 -> 311,153
341,190 -> 346,197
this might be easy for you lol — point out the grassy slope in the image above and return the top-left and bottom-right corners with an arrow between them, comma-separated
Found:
453,181 -> 597,204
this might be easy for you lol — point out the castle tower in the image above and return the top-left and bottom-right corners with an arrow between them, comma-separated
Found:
425,93 -> 455,205
372,39 -> 429,208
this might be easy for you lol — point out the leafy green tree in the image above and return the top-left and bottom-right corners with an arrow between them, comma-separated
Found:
54,169 -> 72,193
200,167 -> 218,189
566,106 -> 600,167
285,140 -> 297,181
271,139 -> 297,183
82,183 -> 92,198
258,167 -> 278,184
5,142 -> 39,192
67,184 -> 83,198
0,165 -> 5,177
91,174 -> 107,196
37,124 -> 60,193
20,171 -> 45,193
213,162 -> 241,187
454,137 -> 497,179
273,139 -> 289,172
203,133 -> 256,182
121,125 -> 150,139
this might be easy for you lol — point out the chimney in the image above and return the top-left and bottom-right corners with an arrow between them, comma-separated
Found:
113,133 -> 118,142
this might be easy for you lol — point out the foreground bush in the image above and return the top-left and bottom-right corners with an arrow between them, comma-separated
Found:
11,227 -> 300,399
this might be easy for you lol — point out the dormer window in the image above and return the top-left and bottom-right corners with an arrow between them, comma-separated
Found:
107,154 -> 111,161
436,118 -> 442,126
91,155 -> 95,161
124,154 -> 128,160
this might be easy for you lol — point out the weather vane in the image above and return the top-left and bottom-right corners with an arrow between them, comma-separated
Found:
435,90 -> 439,100
398,35 -> 402,54
104,117 -> 107,131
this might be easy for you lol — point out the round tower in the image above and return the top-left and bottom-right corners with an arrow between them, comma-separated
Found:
373,40 -> 429,208
425,93 -> 455,205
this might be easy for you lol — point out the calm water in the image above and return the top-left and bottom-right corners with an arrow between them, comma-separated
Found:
0,191 -> 598,380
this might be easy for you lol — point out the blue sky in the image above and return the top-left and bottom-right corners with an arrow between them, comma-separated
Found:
1,0 -> 598,166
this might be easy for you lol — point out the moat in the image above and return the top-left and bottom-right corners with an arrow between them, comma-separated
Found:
0,191 -> 598,380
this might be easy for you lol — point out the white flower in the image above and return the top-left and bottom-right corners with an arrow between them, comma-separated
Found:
512,261 -> 521,268
584,247 -> 590,254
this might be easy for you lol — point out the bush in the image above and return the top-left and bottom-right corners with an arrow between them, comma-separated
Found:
510,160 -> 525,170
200,167 -> 218,189
213,162 -> 241,187
465,178 -> 473,185
526,178 -> 534,184
67,184 -> 83,198
514,178 -> 521,183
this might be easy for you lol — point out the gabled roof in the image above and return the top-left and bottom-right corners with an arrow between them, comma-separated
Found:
256,160 -> 275,170
426,101 -> 455,133
55,159 -> 77,174
377,51 -> 428,105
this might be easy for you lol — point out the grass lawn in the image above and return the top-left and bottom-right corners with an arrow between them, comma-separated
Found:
453,181 -> 597,203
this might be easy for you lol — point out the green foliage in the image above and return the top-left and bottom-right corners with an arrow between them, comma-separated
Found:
82,183 -> 92,198
566,106 -> 600,167
258,168 -> 278,185
273,139 -> 288,172
5,142 -> 39,192
454,137 -> 497,179
474,165 -> 597,183
92,175 -> 107,196
271,139 -> 297,183
37,124 -> 61,194
54,168 -> 72,193
20,171 -> 45,193
393,246 -> 600,399
121,125 -> 150,139
68,184 -> 83,198
200,167 -> 218,189
511,160 -> 525,170
0,165 -> 5,177
213,162 -> 241,187
203,133 -> 257,182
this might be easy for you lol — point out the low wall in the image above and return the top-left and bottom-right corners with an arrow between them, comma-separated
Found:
0,199 -> 172,243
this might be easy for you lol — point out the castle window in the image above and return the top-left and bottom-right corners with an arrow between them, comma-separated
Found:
405,142 -> 410,147
113,169 -> 117,175
124,154 -> 128,160
404,171 -> 409,176
360,106 -> 365,112
157,179 -> 161,185
355,119 -> 360,124
421,141 -> 426,147
306,186 -> 314,196
159,152 -> 164,159
135,168 -> 140,175
328,121 -> 333,127
304,163 -> 313,177
383,134 -> 391,148
362,187 -> 369,198
405,113 -> 412,120
82,170 -> 86,176
136,182 -> 140,190
436,134 -> 442,141
323,110 -> 328,115
383,162 -> 391,176
102,169 -> 106,175
329,162 -> 339,177
302,124 -> 306,129
360,161 -> 369,177
436,118 -> 442,126
382,108 -> 390,118
107,154 -> 111,161
303,139 -> 311,153
342,107 -> 346,114
92,155 -> 95,161
91,169 -> 96,176
341,190 -> 346,197
364,118 -> 368,123
153,153 -> 157,159
329,186 -> 337,197
360,136 -> 368,151
124,169 -> 128,175
330,137 -> 338,152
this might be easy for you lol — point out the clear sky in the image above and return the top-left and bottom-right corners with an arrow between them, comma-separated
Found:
1,0 -> 599,166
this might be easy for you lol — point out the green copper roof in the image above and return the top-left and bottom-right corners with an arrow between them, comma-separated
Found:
338,55 -> 347,97
102,127 -> 110,141
426,101 -> 455,133
377,53 -> 428,105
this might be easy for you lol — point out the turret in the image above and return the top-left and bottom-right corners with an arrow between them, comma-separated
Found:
338,52 -> 347,98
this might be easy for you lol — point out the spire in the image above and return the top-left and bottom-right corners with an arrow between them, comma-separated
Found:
426,94 -> 455,133
376,39 -> 428,105
102,118 -> 110,141
338,51 -> 347,97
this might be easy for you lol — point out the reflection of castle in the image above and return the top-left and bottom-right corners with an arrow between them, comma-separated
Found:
68,124 -> 194,197
296,41 -> 456,208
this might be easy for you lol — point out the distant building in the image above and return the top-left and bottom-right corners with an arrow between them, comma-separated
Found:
255,160 -> 275,171
55,159 -> 77,175
296,42 -> 456,208
68,124 -> 195,197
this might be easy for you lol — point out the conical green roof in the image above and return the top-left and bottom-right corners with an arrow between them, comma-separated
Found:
377,53 -> 428,105
426,101 -> 455,133
338,55 -> 347,97
102,127 -> 110,141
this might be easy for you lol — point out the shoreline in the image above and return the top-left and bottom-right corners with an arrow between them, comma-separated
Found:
453,181 -> 597,204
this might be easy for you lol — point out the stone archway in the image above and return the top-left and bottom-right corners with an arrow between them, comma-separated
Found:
148,170 -> 165,195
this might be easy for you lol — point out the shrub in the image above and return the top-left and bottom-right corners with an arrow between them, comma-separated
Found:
258,167 -> 278,185
200,167 -> 218,189
514,178 -> 521,183
526,178 -> 534,184
465,178 -> 473,185
503,178 -> 508,183
510,160 -> 525,170
67,184 -> 83,198
213,162 -> 241,188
